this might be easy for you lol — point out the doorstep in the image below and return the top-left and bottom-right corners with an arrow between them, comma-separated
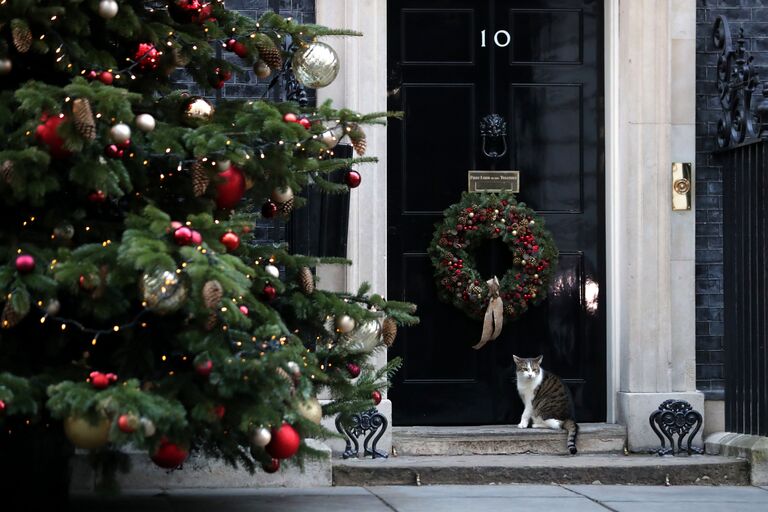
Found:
392,423 -> 626,456
332,453 -> 750,486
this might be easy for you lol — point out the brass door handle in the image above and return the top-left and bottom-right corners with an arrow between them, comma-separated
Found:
672,163 -> 692,211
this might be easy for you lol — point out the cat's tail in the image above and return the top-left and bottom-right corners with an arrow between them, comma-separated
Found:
563,419 -> 578,454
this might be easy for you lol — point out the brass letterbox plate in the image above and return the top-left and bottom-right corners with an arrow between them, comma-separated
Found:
468,170 -> 520,193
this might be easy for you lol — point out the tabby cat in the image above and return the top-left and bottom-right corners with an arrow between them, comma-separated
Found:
513,355 -> 578,454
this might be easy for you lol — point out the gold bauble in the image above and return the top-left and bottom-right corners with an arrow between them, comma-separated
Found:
183,97 -> 215,125
271,186 -> 294,204
63,415 -> 111,450
140,270 -> 188,315
291,42 -> 340,88
297,397 -> 323,424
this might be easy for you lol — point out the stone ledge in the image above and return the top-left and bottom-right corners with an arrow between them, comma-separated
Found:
705,431 -> 768,485
71,439 -> 332,492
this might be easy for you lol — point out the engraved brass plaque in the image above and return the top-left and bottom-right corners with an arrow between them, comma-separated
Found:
468,170 -> 520,193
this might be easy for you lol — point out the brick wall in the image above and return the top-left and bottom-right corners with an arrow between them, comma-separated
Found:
694,0 -> 768,399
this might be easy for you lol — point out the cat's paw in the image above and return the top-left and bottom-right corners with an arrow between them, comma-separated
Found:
517,421 -> 528,429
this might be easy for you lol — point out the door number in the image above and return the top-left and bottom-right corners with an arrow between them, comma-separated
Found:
481,30 -> 511,48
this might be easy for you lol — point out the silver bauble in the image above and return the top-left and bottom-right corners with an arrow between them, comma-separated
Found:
251,427 -> 271,447
0,58 -> 12,75
292,42 -> 340,88
45,299 -> 61,316
53,222 -> 75,240
319,125 -> 344,149
140,270 -> 188,315
184,97 -> 215,125
110,123 -> 131,144
140,417 -> 156,437
344,319 -> 383,353
253,60 -> 271,80
286,361 -> 301,376
335,314 -> 356,334
135,113 -> 156,133
264,264 -> 280,279
297,397 -> 322,425
216,159 -> 231,172
271,186 -> 294,204
98,0 -> 119,19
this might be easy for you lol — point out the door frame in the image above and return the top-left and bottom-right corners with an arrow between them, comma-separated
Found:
315,0 -> 698,433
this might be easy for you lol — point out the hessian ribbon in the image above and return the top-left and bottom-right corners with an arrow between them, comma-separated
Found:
472,276 -> 504,350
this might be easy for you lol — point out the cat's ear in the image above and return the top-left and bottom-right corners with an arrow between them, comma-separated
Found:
513,355 -> 522,364
534,355 -> 543,365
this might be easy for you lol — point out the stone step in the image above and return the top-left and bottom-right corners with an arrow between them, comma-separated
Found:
332,454 -> 750,486
392,423 -> 626,456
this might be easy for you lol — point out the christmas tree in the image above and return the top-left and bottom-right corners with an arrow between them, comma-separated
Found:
0,0 -> 416,495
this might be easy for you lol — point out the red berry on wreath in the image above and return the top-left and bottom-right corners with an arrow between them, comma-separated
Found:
261,200 -> 278,218
15,254 -> 36,274
99,71 -> 114,85
262,284 -> 277,301
345,170 -> 362,188
220,232 -> 240,251
151,438 -> 189,469
262,458 -> 280,473
372,390 -> 382,405
195,359 -> 213,377
174,226 -> 193,245
283,113 -> 298,123
265,424 -> 300,459
346,363 -> 361,378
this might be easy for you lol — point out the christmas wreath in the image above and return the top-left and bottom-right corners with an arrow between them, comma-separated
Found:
428,192 -> 558,348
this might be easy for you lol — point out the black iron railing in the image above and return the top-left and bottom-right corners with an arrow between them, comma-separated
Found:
715,16 -> 768,437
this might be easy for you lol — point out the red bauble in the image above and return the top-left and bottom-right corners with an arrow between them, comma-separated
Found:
190,230 -> 203,246
345,170 -> 362,188
135,43 -> 159,71
117,414 -> 137,433
170,221 -> 183,230
220,232 -> 240,251
262,284 -> 277,301
261,200 -> 278,218
192,2 -> 213,23
212,80 -> 225,90
105,144 -> 124,159
239,305 -> 249,315
15,254 -> 36,274
215,165 -> 246,210
99,71 -> 114,85
225,39 -> 237,51
89,371 -> 117,390
35,115 -> 71,159
372,390 -> 382,405
213,405 -> 226,419
283,113 -> 298,123
195,359 -> 213,377
151,439 -> 189,469
265,424 -> 301,459
88,190 -> 107,203
0,400 -> 5,412
87,70 -> 99,80
174,226 -> 193,245
262,458 -> 280,473
346,363 -> 361,378
232,42 -> 248,58
298,117 -> 312,129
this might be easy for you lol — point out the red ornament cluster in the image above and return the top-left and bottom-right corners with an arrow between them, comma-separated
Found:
428,193 -> 558,322
90,371 -> 118,390
173,225 -> 202,246
195,359 -> 213,377
86,70 -> 114,85
35,114 -> 71,159
225,38 -> 249,58
211,66 -> 232,89
135,43 -> 159,71
283,112 -> 312,130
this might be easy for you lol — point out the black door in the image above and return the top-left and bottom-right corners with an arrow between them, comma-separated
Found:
388,0 -> 605,425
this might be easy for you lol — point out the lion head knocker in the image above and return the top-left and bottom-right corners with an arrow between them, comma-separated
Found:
480,114 -> 508,159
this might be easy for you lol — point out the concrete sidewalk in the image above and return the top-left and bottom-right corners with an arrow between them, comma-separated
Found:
72,484 -> 768,511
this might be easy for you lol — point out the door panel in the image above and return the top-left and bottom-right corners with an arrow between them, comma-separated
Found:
388,0 -> 604,425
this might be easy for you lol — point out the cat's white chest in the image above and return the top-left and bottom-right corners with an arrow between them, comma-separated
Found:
516,371 -> 543,408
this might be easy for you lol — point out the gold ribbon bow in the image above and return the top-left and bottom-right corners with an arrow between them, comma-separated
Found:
472,276 -> 504,350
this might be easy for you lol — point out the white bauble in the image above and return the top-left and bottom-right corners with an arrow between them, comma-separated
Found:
251,427 -> 272,447
135,113 -> 156,133
335,315 -> 356,334
264,264 -> 280,279
0,58 -> 12,75
285,361 -> 301,376
318,125 -> 344,149
140,417 -> 156,437
271,186 -> 294,204
110,123 -> 131,144
216,159 -> 231,172
98,0 -> 119,19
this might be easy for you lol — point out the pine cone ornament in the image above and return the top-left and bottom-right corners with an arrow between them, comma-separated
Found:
72,99 -> 96,141
255,37 -> 283,70
1,302 -> 24,329
202,280 -> 223,309
275,367 -> 296,394
381,317 -> 398,348
348,125 -> 367,156
1,160 -> 13,184
277,198 -> 294,216
191,161 -> 210,197
11,19 -> 32,54
204,313 -> 218,331
298,266 -> 314,294
173,46 -> 190,67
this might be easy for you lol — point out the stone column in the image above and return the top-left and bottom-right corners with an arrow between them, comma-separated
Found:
613,0 -> 702,451
315,0 -> 392,453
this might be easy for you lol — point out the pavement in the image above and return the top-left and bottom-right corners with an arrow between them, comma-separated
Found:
70,484 -> 768,511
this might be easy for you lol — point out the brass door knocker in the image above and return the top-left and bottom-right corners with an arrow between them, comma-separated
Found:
480,114 -> 508,160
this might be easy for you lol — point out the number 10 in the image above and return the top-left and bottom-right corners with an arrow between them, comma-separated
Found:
481,29 -> 511,48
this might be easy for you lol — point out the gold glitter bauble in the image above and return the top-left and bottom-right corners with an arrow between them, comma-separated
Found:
291,42 -> 340,89
141,270 -> 188,314
63,415 -> 111,450
297,397 -> 323,425
183,97 -> 215,125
